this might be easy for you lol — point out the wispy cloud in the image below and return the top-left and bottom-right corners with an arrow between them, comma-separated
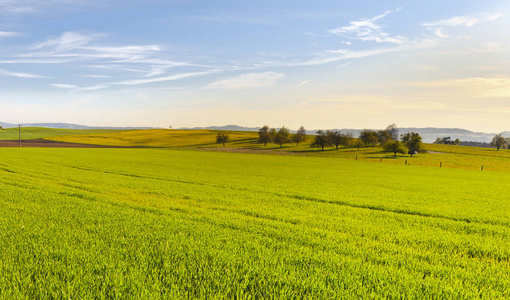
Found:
0,68 -> 48,78
78,69 -> 222,91
205,72 -> 285,89
50,83 -> 78,89
423,13 -> 501,28
0,31 -> 20,38
297,79 -> 311,87
329,8 -> 405,44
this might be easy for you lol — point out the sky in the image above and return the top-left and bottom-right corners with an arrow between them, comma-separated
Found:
1,0 -> 509,132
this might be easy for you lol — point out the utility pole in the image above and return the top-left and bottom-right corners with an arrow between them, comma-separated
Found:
18,125 -> 21,147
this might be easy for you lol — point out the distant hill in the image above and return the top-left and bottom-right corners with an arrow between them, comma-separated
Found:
178,125 -> 499,143
180,125 -> 261,132
0,122 -> 156,130
0,122 -> 503,143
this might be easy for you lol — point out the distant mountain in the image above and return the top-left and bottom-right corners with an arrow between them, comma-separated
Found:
0,122 -> 156,130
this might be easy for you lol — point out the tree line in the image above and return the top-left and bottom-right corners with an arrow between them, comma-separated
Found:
216,123 -> 425,157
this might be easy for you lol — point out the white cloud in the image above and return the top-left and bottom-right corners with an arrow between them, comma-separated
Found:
82,74 -> 112,78
205,72 -> 285,89
50,83 -> 78,89
423,13 -> 502,28
0,31 -> 19,38
0,68 -> 47,78
329,9 -> 405,44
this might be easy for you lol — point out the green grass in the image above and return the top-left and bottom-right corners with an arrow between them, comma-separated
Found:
0,148 -> 509,298
0,127 -> 125,140
48,129 -> 510,172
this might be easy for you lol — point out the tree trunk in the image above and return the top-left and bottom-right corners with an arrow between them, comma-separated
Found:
321,145 -> 324,151
264,142 -> 267,147
223,142 -> 225,146
336,145 -> 339,150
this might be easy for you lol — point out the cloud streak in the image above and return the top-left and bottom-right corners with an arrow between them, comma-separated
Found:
423,13 -> 502,28
329,8 -> 405,44
0,68 -> 48,78
205,72 -> 285,89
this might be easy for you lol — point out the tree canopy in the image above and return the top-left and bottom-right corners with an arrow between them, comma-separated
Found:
273,126 -> 291,148
401,132 -> 423,156
383,141 -> 407,158
216,133 -> 230,147
258,125 -> 272,146
490,134 -> 508,151
311,130 -> 332,151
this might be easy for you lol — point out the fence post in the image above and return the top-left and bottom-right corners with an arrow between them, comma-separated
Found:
356,155 -> 358,160
440,162 -> 442,168
481,165 -> 483,171
405,160 -> 407,165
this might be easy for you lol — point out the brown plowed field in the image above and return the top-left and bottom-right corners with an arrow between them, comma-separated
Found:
0,139 -> 133,148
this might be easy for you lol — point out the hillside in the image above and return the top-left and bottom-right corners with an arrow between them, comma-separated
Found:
0,127 -> 125,141
43,128 -> 510,172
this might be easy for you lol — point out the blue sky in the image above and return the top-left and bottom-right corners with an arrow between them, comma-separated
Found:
0,0 -> 509,132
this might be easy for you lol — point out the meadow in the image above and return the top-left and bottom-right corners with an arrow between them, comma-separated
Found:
1,147 -> 510,298
47,128 -> 510,172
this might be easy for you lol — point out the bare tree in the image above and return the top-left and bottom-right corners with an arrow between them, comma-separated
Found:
385,123 -> 399,141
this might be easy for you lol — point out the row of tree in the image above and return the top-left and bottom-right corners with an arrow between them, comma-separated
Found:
216,124 -> 423,156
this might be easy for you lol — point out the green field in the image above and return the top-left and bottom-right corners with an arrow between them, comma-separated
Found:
0,127 -> 125,140
46,128 -> 510,172
1,147 -> 509,298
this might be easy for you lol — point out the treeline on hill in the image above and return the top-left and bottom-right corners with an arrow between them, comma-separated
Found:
216,124 -> 426,157
434,134 -> 510,151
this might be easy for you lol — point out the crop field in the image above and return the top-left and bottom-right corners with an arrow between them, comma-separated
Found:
46,128 -> 510,172
1,148 -> 509,298
0,127 -> 125,141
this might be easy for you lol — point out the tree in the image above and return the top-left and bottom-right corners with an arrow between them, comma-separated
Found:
329,131 -> 350,150
385,123 -> 399,141
383,141 -> 408,158
311,130 -> 332,151
273,126 -> 291,148
354,138 -> 363,151
454,138 -> 461,145
401,132 -> 423,157
490,134 -> 508,151
359,129 -> 378,146
258,125 -> 272,146
269,128 -> 277,141
434,137 -> 454,145
216,132 -> 230,147
377,130 -> 392,145
292,126 -> 306,146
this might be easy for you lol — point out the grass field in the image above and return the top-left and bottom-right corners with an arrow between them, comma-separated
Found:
0,127 -> 125,140
46,128 -> 510,172
1,148 -> 509,298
